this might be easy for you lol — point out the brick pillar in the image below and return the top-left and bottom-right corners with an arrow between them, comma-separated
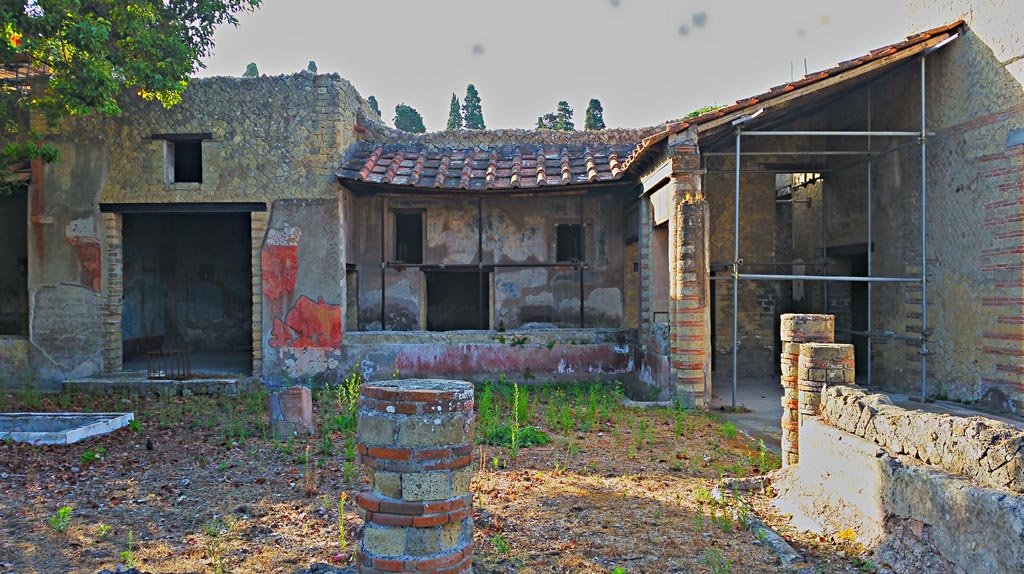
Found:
356,380 -> 475,574
102,213 -> 123,373
797,343 -> 855,425
779,314 -> 834,465
669,141 -> 711,407
638,198 -> 653,339
251,211 -> 269,377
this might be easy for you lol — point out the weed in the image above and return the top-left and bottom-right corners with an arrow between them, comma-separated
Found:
127,418 -> 142,433
319,432 -> 333,457
692,507 -> 706,532
303,446 -> 319,496
344,437 -> 357,462
338,493 -> 348,550
217,461 -> 230,473
491,533 -> 510,554
478,384 -> 497,439
850,555 -> 876,572
699,547 -> 732,573
343,461 -> 357,483
694,486 -> 713,504
611,568 -> 627,574
721,421 -> 738,440
203,518 -> 224,537
80,446 -> 105,466
120,530 -> 137,568
96,523 -> 112,540
674,406 -> 689,437
48,506 -> 73,533
546,340 -> 556,350
557,403 -> 574,433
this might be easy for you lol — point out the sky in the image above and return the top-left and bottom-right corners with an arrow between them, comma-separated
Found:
200,0 -> 915,131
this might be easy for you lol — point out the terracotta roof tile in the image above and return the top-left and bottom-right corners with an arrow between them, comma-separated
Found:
338,127 -> 656,192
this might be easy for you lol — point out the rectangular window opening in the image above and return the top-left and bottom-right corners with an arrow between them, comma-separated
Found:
394,212 -> 423,264
172,140 -> 203,183
425,271 -> 489,331
556,223 -> 583,262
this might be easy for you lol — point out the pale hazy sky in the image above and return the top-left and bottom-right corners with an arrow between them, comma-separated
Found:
200,0 -> 916,130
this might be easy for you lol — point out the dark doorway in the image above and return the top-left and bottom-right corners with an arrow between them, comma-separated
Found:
425,271 -> 489,331
394,211 -> 423,264
121,213 -> 252,374
848,253 -> 869,377
0,190 -> 28,336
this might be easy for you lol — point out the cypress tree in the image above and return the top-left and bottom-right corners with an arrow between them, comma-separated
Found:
367,96 -> 381,117
306,60 -> 317,73
584,98 -> 606,130
393,103 -> 426,133
462,84 -> 485,130
446,93 -> 463,130
242,62 -> 259,78
554,101 -> 574,131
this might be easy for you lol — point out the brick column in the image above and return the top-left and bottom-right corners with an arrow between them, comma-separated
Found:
102,213 -> 123,373
779,314 -> 834,465
356,380 -> 475,574
669,141 -> 711,407
251,211 -> 269,377
797,343 -> 855,425
638,198 -> 653,339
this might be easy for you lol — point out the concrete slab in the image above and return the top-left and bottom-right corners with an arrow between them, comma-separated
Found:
63,372 -> 260,397
0,412 -> 134,445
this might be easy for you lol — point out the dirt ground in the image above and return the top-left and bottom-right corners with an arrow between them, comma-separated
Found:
0,381 -> 875,574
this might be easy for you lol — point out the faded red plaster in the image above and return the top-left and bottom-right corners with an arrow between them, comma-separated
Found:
66,236 -> 101,291
262,244 -> 299,300
269,295 -> 343,350
394,344 -> 631,377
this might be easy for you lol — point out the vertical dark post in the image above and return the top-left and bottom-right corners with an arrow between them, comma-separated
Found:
478,197 -> 485,329
579,194 -> 585,328
380,196 -> 386,331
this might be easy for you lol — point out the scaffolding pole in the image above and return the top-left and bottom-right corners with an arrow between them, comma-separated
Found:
711,274 -> 920,283
732,130 -> 741,408
380,196 -> 386,330
478,197 -> 485,329
867,85 -> 874,388
920,56 -> 930,401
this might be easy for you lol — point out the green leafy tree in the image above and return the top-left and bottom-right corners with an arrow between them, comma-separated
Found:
446,93 -> 462,130
306,60 -> 317,73
1,0 -> 262,120
242,62 -> 259,78
462,84 -> 485,130
537,101 -> 574,131
584,98 -> 606,130
393,103 -> 426,133
367,95 -> 381,117
536,112 -> 558,130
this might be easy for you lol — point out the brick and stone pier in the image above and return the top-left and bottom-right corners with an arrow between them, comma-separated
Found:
355,379 -> 475,574
779,314 -> 834,466
797,343 -> 855,425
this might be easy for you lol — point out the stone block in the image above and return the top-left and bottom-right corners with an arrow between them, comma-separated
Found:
362,525 -> 405,557
398,415 -> 468,448
269,386 -> 314,438
358,413 -> 398,446
402,471 -> 452,501
373,470 -> 403,499
405,525 -> 441,556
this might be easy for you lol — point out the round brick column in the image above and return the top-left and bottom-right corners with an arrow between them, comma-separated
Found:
356,379 -> 475,574
779,314 -> 834,466
797,343 -> 855,425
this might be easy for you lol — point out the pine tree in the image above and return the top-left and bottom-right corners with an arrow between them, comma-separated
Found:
306,60 -> 317,73
446,93 -> 462,130
462,84 -> 485,130
394,103 -> 426,133
555,101 -> 574,131
367,96 -> 381,117
242,62 -> 259,78
584,98 -> 606,130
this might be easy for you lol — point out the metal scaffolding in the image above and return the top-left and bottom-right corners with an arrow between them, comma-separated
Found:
709,55 -> 931,408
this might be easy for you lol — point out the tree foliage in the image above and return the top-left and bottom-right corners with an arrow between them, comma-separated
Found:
1,0 -> 262,122
366,95 -> 381,117
461,84 -> 484,130
393,103 -> 425,133
685,104 -> 722,119
306,60 -> 317,73
584,98 -> 605,130
242,62 -> 259,78
537,101 -> 574,131
446,93 -> 462,130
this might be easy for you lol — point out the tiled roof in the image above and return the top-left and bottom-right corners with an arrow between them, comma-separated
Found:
337,128 -> 656,191
619,20 -> 964,169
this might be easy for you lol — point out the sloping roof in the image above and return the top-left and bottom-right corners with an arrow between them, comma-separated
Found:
337,128 -> 657,192
619,20 -> 964,166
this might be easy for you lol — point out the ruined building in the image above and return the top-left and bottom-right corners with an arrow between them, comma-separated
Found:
2,10 -> 1023,414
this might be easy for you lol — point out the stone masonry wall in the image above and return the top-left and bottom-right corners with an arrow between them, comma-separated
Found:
820,385 -> 1024,493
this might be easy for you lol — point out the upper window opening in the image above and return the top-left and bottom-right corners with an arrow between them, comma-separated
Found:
395,212 -> 423,264
172,140 -> 203,183
556,223 -> 583,262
